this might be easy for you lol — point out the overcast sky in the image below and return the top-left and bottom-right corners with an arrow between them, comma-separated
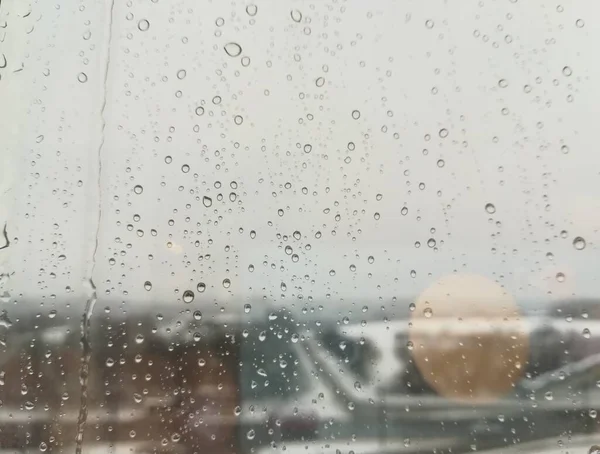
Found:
1,0 -> 599,319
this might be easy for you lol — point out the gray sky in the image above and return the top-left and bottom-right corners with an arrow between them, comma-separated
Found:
1,0 -> 599,318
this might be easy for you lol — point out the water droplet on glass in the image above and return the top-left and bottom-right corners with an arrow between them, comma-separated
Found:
290,9 -> 302,23
576,19 -> 585,28
437,159 -> 445,168
425,19 -> 434,29
203,196 -> 213,207
573,236 -> 586,250
562,66 -> 573,77
133,185 -> 143,195
177,69 -> 187,80
351,110 -> 361,120
77,72 -> 88,83
137,19 -> 150,31
439,128 -> 449,138
224,42 -> 242,57
367,256 -> 374,264
423,307 -> 433,318
583,328 -> 591,339
234,115 -> 243,125
144,281 -> 152,291
316,77 -> 325,87
246,4 -> 258,16
247,429 -> 256,440
485,203 -> 496,214
181,290 -> 195,303
222,278 -> 231,289
401,206 -> 408,216
195,106 -> 205,116
556,272 -> 566,283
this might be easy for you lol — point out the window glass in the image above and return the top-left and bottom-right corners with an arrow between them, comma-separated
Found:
1,0 -> 600,453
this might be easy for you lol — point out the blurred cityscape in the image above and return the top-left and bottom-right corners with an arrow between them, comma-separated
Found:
1,298 -> 600,454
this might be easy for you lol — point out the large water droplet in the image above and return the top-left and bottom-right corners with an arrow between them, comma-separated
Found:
137,19 -> 150,31
224,42 -> 242,57
485,203 -> 496,214
290,9 -> 302,23
203,196 -> 213,207
183,290 -> 195,303
573,236 -> 586,250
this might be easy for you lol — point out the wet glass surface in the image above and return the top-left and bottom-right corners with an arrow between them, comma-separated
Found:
1,0 -> 600,453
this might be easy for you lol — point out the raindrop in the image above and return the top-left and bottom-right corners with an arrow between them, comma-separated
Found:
133,185 -> 143,195
246,4 -> 258,16
556,272 -> 565,283
244,304 -> 251,313
562,66 -> 573,77
195,106 -> 205,116
351,110 -> 361,120
144,281 -> 152,291
247,429 -> 256,440
425,19 -> 434,29
367,256 -> 375,264
583,328 -> 591,339
576,19 -> 585,28
401,207 -> 408,216
234,115 -> 243,125
203,196 -> 213,207
224,42 -> 242,57
437,159 -> 445,168
439,128 -> 449,138
423,307 -> 433,318
427,238 -> 436,248
573,236 -> 586,250
290,9 -> 302,23
137,19 -> 150,31
177,69 -> 187,80
561,145 -> 570,154
315,77 -> 325,87
485,203 -> 496,214
183,290 -> 194,303
222,278 -> 231,288
193,310 -> 202,320
197,282 -> 206,293
77,72 -> 88,83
